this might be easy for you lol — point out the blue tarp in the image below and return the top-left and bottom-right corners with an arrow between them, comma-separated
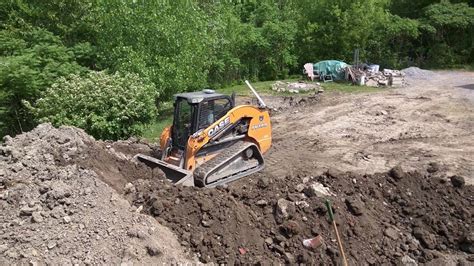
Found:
313,60 -> 348,81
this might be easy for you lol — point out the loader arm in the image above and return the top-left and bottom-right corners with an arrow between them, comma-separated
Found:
184,105 -> 272,172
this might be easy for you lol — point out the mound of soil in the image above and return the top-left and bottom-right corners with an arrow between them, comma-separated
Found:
402,67 -> 436,80
1,123 -> 472,265
0,124 -> 192,264
127,167 -> 473,264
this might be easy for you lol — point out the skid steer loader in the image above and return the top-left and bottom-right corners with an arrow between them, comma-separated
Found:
136,81 -> 272,188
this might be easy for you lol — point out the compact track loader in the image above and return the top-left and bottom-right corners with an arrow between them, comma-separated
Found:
136,81 -> 272,187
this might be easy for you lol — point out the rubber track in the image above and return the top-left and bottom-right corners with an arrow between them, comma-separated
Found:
194,141 -> 256,187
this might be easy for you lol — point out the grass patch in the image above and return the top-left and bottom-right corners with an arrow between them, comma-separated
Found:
141,102 -> 174,142
321,82 -> 381,93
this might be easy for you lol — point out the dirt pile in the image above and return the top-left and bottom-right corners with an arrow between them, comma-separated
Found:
128,166 -> 473,264
402,67 -> 436,80
0,124 -> 192,265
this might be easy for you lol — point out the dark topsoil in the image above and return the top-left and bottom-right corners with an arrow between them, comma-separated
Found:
123,165 -> 473,265
33,119 -> 472,265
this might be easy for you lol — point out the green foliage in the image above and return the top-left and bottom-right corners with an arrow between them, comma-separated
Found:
94,1 -> 213,99
420,1 -> 474,67
27,71 -> 157,140
294,0 -> 392,65
0,24 -> 85,136
0,0 -> 473,139
423,1 -> 473,29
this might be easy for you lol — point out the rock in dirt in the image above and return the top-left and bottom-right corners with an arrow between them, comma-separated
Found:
124,183 -> 136,194
384,227 -> 399,240
399,255 -> 418,266
450,175 -> 465,188
389,165 -> 405,180
274,198 -> 294,224
283,252 -> 295,263
257,177 -> 270,188
280,220 -> 301,237
295,183 -> 305,192
19,206 -> 37,216
413,227 -> 437,249
146,242 -> 162,256
63,216 -> 72,223
427,162 -> 440,173
345,197 -> 365,216
31,212 -> 43,223
304,182 -> 334,197
460,232 -> 474,254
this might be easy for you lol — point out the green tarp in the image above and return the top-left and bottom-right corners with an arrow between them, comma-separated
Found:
313,60 -> 348,81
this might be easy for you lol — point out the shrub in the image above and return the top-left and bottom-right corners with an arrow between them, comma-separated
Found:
27,71 -> 158,140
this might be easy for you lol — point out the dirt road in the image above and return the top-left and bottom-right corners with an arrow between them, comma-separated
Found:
266,70 -> 474,184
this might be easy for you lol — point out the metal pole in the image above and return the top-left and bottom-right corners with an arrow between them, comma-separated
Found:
245,80 -> 267,108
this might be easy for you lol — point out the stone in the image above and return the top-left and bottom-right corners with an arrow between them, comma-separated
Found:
151,200 -> 164,216
201,219 -> 213,227
257,177 -> 270,189
190,232 -> 203,247
63,216 -> 72,223
284,252 -> 295,263
304,182 -> 334,198
280,220 -> 301,237
146,243 -> 161,256
426,162 -> 440,173
197,198 -> 212,212
265,238 -> 273,245
326,168 -> 343,178
389,165 -> 405,180
31,212 -> 43,223
413,227 -> 436,249
345,197 -> 365,216
274,198 -> 294,224
47,241 -> 57,250
399,255 -> 418,266
295,183 -> 305,192
124,183 -> 136,194
273,245 -> 285,255
450,175 -> 465,188
384,227 -> 399,240
127,227 -> 148,239
256,200 -> 268,206
295,201 -> 309,208
0,244 -> 8,254
20,206 -> 36,216
274,235 -> 286,244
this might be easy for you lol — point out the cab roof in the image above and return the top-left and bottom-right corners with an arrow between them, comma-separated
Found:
174,89 -> 226,104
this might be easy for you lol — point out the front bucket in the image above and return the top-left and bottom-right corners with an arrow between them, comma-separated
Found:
135,154 -> 194,186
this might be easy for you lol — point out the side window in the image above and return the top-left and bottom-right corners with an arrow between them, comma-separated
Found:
198,98 -> 231,129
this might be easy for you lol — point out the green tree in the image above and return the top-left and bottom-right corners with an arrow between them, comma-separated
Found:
94,1 -> 213,99
26,71 -> 157,140
0,24 -> 85,136
421,1 -> 474,67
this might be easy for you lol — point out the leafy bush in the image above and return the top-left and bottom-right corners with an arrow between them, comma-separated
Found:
0,24 -> 85,136
26,71 -> 157,140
